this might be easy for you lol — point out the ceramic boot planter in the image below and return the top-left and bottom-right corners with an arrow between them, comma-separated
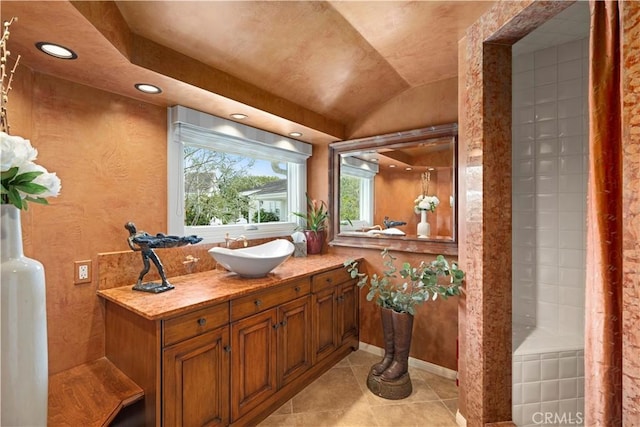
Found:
380,310 -> 414,381
371,307 -> 395,375
367,310 -> 414,400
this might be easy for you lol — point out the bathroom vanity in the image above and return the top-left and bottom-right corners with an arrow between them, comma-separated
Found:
97,255 -> 359,426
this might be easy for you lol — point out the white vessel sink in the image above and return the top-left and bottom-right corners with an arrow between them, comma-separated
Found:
208,239 -> 295,278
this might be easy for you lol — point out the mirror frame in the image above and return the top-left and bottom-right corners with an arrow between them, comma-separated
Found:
328,124 -> 458,255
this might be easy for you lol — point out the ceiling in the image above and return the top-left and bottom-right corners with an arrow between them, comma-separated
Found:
2,1 -> 495,144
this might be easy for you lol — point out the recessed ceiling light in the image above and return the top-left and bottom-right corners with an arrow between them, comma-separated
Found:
289,132 -> 303,137
389,164 -> 396,168
134,83 -> 162,94
230,113 -> 248,120
428,167 -> 436,171
35,42 -> 77,60
405,167 -> 412,171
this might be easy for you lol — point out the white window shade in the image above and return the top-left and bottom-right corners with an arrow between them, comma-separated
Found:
167,106 -> 311,243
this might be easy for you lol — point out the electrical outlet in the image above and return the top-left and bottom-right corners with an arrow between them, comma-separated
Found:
74,260 -> 92,284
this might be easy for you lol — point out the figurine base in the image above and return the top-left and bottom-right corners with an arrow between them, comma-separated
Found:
132,282 -> 174,293
366,367 -> 412,400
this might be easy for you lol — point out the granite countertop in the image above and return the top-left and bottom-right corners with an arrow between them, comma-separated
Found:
97,254 -> 353,321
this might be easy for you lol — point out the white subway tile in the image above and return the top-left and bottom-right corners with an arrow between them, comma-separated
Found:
537,303 -> 559,330
517,106 -> 536,124
537,157 -> 558,175
559,398 -> 578,415
558,268 -> 584,288
514,69 -> 535,90
538,248 -> 558,266
513,383 -> 523,405
514,193 -> 535,212
559,135 -> 586,155
535,102 -> 557,122
560,357 -> 578,379
559,155 -> 584,174
535,83 -> 558,104
523,382 -> 542,404
514,159 -> 535,176
559,174 -> 584,193
514,141 -> 535,159
577,377 -> 584,397
558,39 -> 584,62
535,45 -> 558,67
537,211 -> 559,230
537,266 -> 559,286
559,211 -> 584,231
523,360 -> 541,382
558,59 -> 583,82
540,400 -> 560,416
535,65 -> 558,86
514,87 -> 535,107
539,283 -> 559,303
536,194 -> 559,213
514,52 -> 535,73
557,97 -> 583,119
537,228 -> 559,248
514,175 -> 535,194
536,138 -> 559,157
559,249 -> 585,268
541,359 -> 559,381
560,378 -> 577,399
558,192 -> 584,212
536,120 -> 558,139
558,78 -> 583,100
514,360 -> 523,383
558,116 -> 583,137
541,379 -> 560,401
522,403 -> 542,426
559,229 -> 584,249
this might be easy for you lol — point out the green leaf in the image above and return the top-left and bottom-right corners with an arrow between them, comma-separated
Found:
1,167 -> 19,182
12,171 -> 43,185
15,182 -> 48,195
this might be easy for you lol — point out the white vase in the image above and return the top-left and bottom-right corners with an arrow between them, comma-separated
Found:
1,204 -> 48,426
417,210 -> 430,238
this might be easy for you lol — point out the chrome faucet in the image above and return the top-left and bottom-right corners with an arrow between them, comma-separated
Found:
224,233 -> 248,248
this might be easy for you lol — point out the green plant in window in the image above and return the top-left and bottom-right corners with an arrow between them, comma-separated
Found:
292,193 -> 328,233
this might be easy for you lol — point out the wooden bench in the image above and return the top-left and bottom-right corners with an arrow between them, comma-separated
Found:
48,357 -> 144,427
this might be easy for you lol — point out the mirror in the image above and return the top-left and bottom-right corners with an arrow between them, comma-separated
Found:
328,124 -> 458,255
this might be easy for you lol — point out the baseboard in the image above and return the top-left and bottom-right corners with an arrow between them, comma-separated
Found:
358,341 -> 458,381
456,410 -> 467,427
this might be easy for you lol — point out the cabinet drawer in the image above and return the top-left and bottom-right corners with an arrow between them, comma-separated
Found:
311,268 -> 352,292
163,303 -> 230,347
231,278 -> 310,322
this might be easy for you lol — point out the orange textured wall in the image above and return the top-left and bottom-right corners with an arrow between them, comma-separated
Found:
10,63 -> 458,375
11,70 -> 167,374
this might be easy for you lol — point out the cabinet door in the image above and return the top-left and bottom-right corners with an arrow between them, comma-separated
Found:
163,326 -> 230,427
231,309 -> 278,422
277,296 -> 312,387
311,287 -> 338,363
338,281 -> 359,345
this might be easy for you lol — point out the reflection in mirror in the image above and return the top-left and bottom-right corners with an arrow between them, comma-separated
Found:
329,124 -> 457,255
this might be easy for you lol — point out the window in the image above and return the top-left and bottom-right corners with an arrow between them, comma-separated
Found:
168,106 -> 311,243
339,157 -> 376,231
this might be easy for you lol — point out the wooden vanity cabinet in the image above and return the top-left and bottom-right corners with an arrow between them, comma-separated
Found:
311,268 -> 359,363
230,279 -> 311,422
103,262 -> 358,427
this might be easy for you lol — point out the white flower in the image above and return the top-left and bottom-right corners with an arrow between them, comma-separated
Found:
414,194 -> 440,213
1,132 -> 38,170
1,131 -> 61,210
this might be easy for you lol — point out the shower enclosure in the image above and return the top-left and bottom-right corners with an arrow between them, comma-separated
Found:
511,3 -> 589,425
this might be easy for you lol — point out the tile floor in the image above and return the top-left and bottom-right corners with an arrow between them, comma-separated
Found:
259,350 -> 459,427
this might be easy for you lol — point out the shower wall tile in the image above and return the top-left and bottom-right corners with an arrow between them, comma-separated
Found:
513,37 -> 588,346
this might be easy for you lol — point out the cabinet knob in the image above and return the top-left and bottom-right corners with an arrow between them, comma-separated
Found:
294,286 -> 301,292
273,323 -> 280,330
197,318 -> 207,326
254,299 -> 262,307
326,278 -> 333,284
224,345 -> 231,353
280,320 -> 287,327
